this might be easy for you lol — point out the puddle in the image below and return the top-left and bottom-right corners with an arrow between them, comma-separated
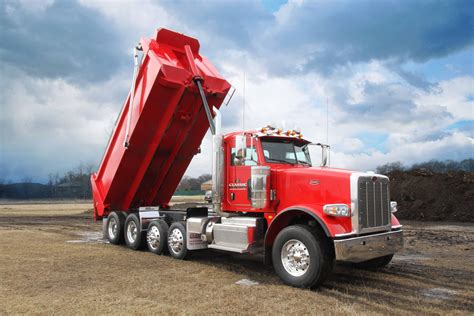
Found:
66,231 -> 108,244
393,253 -> 430,262
422,288 -> 457,300
235,278 -> 259,286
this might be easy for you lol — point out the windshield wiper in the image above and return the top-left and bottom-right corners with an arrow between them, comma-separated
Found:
267,158 -> 294,165
297,160 -> 311,166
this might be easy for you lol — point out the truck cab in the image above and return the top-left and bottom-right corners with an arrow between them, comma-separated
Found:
207,126 -> 403,286
221,127 -> 400,233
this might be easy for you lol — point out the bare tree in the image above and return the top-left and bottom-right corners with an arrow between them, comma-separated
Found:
376,162 -> 405,174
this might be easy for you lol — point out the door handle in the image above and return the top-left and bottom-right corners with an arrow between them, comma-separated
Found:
247,179 -> 251,201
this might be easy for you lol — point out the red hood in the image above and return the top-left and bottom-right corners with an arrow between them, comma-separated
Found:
280,166 -> 354,177
272,166 -> 354,235
273,166 -> 353,212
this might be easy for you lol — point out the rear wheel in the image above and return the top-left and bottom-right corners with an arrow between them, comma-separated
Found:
167,222 -> 188,260
272,225 -> 333,288
353,254 -> 394,270
124,213 -> 145,250
107,211 -> 125,245
146,220 -> 169,255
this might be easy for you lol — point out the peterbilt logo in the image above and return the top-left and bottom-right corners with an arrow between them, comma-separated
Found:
309,179 -> 320,185
229,183 -> 247,190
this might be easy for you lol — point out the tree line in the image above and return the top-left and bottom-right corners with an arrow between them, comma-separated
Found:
0,164 -> 95,199
375,159 -> 474,174
177,174 -> 211,191
1,159 -> 471,199
0,164 -> 212,200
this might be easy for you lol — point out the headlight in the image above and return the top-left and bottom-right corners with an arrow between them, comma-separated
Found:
390,201 -> 398,213
323,204 -> 350,217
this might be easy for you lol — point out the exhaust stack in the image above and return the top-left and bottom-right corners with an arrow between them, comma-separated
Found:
212,108 -> 231,217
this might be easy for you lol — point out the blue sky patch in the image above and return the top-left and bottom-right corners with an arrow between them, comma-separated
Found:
261,0 -> 287,12
447,120 -> 474,134
356,132 -> 390,153
402,49 -> 474,83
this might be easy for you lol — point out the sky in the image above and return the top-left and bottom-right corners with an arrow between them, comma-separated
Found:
0,0 -> 473,183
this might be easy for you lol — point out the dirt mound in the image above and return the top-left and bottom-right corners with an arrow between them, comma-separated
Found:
388,170 -> 474,222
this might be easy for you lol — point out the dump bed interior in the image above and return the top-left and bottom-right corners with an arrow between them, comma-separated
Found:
91,29 -> 231,219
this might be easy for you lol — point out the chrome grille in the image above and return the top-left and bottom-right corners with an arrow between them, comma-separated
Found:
358,176 -> 390,232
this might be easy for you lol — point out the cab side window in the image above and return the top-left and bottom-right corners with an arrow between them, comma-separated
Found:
231,147 -> 258,166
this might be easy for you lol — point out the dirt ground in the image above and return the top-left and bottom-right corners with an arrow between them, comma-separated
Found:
389,171 -> 473,222
0,201 -> 473,315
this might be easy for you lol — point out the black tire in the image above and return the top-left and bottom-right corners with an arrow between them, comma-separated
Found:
106,211 -> 126,245
272,225 -> 333,288
124,213 -> 145,250
353,254 -> 394,270
146,220 -> 169,255
167,222 -> 188,260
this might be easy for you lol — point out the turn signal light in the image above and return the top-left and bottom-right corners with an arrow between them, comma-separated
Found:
390,201 -> 398,213
323,204 -> 351,217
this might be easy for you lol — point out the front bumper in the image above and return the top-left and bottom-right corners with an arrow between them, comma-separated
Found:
334,230 -> 403,263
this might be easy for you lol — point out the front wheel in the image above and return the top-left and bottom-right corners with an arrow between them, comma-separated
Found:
272,225 -> 333,288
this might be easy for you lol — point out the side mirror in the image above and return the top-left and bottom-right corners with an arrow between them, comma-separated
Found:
309,143 -> 330,167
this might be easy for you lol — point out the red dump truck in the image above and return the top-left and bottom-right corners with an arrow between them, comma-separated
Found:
91,28 -> 403,288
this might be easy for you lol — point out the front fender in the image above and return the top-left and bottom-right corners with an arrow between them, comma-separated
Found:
264,205 -> 351,248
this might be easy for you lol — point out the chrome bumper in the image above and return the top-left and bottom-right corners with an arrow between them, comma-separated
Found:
334,230 -> 403,263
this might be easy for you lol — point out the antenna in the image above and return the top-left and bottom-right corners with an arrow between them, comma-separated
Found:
242,72 -> 245,134
326,96 -> 329,144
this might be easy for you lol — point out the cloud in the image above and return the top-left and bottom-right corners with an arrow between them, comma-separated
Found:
0,0 -> 125,83
159,0 -> 272,50
1,0 -> 473,183
79,0 -> 178,46
416,76 -> 474,121
261,0 -> 474,74
0,65 -> 130,182
332,131 -> 473,172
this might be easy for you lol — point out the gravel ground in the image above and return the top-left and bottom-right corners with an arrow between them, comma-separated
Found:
0,201 -> 473,315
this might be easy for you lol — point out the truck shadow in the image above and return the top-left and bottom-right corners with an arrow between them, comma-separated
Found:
187,250 -> 474,314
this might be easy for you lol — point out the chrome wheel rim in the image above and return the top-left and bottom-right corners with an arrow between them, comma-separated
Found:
108,217 -> 118,240
168,228 -> 184,254
126,220 -> 138,243
147,225 -> 161,250
281,239 -> 311,277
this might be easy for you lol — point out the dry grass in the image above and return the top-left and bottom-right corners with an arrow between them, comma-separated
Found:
0,202 -> 92,216
0,202 -> 473,315
170,195 -> 205,204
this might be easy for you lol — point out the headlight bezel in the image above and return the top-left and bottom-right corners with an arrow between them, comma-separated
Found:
323,204 -> 351,217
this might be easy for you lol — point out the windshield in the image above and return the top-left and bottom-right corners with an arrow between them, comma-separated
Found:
261,139 -> 312,166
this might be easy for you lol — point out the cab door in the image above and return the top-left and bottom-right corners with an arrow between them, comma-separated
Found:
226,135 -> 258,210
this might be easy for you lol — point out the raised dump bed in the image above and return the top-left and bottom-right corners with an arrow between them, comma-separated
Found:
91,28 -> 231,219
